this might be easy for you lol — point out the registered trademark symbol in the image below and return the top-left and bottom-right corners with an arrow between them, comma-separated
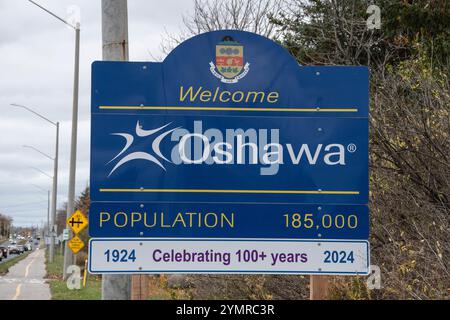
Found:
347,143 -> 357,153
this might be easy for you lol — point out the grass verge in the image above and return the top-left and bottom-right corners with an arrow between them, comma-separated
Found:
45,249 -> 101,300
0,251 -> 32,275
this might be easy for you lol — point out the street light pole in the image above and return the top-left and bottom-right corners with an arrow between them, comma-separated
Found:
47,190 -> 50,238
27,0 -> 81,279
30,174 -> 53,248
50,122 -> 59,262
19,118 -> 59,262
34,183 -> 52,249
31,184 -> 51,241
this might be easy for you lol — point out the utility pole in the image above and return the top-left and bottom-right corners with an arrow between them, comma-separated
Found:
63,23 -> 80,279
102,0 -> 129,61
101,0 -> 131,300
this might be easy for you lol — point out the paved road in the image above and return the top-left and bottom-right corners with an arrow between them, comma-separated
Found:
0,240 -> 39,265
0,252 -> 17,265
0,248 -> 51,300
0,241 -> 19,265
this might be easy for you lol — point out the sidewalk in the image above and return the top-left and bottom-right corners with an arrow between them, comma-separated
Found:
0,248 -> 51,300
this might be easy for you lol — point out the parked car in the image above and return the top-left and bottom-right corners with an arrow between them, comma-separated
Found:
0,246 -> 8,259
16,245 -> 25,254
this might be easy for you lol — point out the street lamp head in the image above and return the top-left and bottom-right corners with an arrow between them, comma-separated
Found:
10,102 -> 57,126
29,166 -> 53,179
31,184 -> 49,193
28,0 -> 78,30
22,144 -> 54,161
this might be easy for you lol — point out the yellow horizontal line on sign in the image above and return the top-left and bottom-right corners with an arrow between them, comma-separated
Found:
99,106 -> 358,112
99,188 -> 359,195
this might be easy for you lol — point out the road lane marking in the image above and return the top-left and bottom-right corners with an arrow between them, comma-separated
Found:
12,284 -> 21,300
0,278 -> 45,284
24,253 -> 37,277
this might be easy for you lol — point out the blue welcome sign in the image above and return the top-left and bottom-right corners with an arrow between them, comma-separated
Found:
90,114 -> 368,204
89,30 -> 370,275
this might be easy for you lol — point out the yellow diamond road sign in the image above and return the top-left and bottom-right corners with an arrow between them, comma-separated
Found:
67,210 -> 88,234
68,235 -> 85,254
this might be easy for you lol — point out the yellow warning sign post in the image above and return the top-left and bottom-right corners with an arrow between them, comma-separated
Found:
67,210 -> 88,234
68,235 -> 85,254
66,210 -> 88,254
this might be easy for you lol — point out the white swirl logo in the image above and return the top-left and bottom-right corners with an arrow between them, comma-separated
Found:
107,121 -> 180,177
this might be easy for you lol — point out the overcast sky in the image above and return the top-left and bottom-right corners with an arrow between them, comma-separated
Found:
0,0 -> 193,227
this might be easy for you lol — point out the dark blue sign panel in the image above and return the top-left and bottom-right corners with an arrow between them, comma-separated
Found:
90,114 -> 368,204
89,202 -> 369,239
92,32 -> 368,118
92,62 -> 368,118
90,30 -> 369,241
